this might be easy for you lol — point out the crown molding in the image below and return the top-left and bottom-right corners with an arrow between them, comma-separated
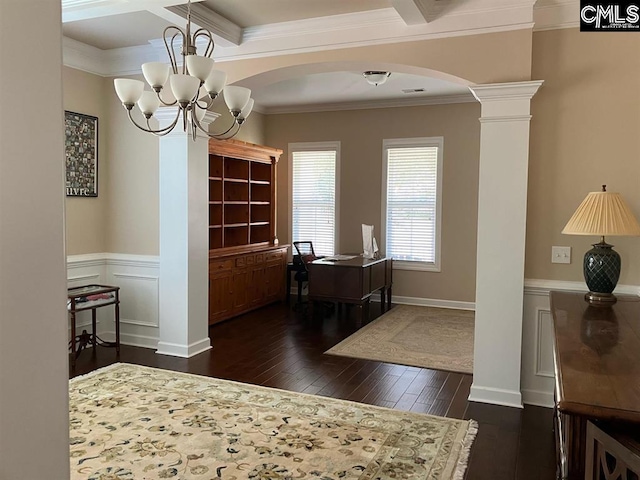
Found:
62,0 -> 579,78
533,0 -> 579,31
166,3 -> 242,47
263,92 -> 477,115
62,36 -> 110,76
62,0 -> 205,23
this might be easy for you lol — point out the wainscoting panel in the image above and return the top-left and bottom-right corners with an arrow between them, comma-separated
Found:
67,253 -> 160,350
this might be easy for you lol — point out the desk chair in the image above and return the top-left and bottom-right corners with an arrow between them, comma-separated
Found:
293,241 -> 335,317
292,241 -> 316,304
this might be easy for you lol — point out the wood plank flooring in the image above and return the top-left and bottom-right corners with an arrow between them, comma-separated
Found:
70,301 -> 557,480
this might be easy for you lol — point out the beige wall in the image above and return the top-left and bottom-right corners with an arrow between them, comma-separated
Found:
266,102 -> 481,302
527,29 -> 640,285
63,67 -> 110,255
106,84 -> 160,255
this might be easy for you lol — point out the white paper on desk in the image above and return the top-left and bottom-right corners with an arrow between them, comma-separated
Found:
362,224 -> 379,259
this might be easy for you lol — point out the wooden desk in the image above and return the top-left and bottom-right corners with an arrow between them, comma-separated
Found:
68,284 -> 120,367
308,256 -> 392,326
550,291 -> 640,479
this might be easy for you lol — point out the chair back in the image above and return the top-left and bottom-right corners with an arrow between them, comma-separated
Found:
293,241 -> 316,270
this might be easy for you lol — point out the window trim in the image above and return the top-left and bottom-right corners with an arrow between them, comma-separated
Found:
381,136 -> 443,272
288,141 -> 341,255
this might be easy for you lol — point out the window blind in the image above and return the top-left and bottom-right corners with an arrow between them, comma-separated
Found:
385,146 -> 439,263
292,149 -> 337,256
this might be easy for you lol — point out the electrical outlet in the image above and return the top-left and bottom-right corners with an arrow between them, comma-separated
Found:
551,246 -> 571,264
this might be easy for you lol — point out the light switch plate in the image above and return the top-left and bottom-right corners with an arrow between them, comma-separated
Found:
551,246 -> 571,264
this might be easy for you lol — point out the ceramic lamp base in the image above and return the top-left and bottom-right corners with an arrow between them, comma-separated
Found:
584,291 -> 617,304
583,240 -> 620,304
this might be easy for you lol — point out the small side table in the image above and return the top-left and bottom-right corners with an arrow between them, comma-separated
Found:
68,284 -> 120,367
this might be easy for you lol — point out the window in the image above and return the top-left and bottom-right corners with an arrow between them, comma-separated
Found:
289,142 -> 339,256
382,137 -> 443,271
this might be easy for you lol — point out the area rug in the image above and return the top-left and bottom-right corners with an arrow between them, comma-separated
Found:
326,305 -> 474,374
69,363 -> 477,479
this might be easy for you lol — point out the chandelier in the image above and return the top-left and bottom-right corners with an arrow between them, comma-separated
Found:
113,0 -> 253,140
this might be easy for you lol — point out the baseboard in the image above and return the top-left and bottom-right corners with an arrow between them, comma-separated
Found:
522,388 -> 554,408
392,295 -> 475,311
468,384 -> 523,408
156,337 -> 212,358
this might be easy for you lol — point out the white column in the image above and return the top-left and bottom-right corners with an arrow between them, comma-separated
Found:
156,108 -> 219,357
468,81 -> 543,408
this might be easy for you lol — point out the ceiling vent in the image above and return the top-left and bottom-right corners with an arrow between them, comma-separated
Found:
402,88 -> 426,94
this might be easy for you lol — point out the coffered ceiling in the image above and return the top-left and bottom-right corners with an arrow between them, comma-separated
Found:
61,0 -> 578,112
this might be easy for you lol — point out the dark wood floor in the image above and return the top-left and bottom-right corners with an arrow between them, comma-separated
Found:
70,301 -> 557,480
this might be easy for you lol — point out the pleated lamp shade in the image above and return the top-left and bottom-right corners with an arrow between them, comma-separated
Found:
562,187 -> 640,236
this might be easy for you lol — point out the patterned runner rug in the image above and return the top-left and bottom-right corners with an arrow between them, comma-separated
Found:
326,305 -> 474,374
70,363 -> 477,479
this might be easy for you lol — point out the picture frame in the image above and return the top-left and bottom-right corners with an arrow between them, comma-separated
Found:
65,111 -> 98,197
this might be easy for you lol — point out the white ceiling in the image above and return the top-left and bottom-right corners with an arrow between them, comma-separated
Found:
60,0 -> 576,112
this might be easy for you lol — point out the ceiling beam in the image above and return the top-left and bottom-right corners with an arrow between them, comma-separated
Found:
62,0 -> 205,23
164,3 -> 243,47
390,0 -> 440,25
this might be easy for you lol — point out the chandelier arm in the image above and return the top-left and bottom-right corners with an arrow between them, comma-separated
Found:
163,26 -> 184,74
195,96 -> 214,110
192,29 -> 215,57
192,114 -> 239,139
157,89 -> 178,107
146,117 -> 178,137
126,108 -> 180,135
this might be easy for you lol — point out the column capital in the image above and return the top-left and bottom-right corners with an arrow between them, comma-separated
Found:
156,106 -> 180,130
469,80 -> 544,119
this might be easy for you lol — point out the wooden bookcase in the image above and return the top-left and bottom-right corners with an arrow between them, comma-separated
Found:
208,139 -> 288,325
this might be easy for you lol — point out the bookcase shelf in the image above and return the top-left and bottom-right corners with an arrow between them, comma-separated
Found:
208,139 -> 287,325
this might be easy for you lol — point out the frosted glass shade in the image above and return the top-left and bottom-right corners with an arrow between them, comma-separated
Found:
169,74 -> 200,103
186,55 -> 214,83
137,91 -> 161,116
562,187 -> 640,236
114,78 -> 144,105
194,106 -> 207,122
204,70 -> 227,96
224,86 -> 251,114
238,98 -> 254,120
141,62 -> 170,88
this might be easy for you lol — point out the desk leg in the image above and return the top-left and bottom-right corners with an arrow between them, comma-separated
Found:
364,299 -> 370,325
115,299 -> 121,354
355,304 -> 364,329
380,288 -> 386,313
70,311 -> 76,368
91,309 -> 97,350
286,268 -> 292,304
387,286 -> 392,309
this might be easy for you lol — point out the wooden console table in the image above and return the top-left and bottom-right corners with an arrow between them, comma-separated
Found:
550,291 -> 640,479
68,284 -> 120,367
308,256 -> 392,326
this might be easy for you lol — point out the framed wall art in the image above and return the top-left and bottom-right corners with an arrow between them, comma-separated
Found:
65,111 -> 98,197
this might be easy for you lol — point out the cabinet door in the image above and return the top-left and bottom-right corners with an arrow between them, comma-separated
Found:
249,265 -> 265,307
264,260 -> 285,300
209,271 -> 233,324
231,268 -> 250,313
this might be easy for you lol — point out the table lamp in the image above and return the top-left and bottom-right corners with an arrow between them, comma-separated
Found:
562,185 -> 640,304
